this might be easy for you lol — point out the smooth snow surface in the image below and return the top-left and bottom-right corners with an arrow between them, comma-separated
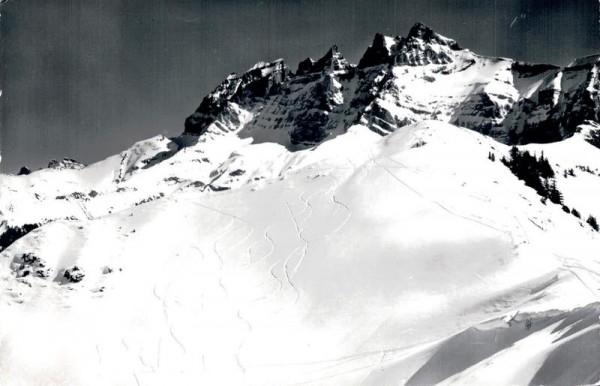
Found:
1,121 -> 600,385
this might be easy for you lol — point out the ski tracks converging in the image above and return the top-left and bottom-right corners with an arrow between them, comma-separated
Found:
248,224 -> 276,266
554,253 -> 600,299
263,184 -> 323,303
373,157 -> 510,236
255,336 -> 444,386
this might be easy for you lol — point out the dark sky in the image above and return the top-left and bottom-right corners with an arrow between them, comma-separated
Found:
1,0 -> 599,173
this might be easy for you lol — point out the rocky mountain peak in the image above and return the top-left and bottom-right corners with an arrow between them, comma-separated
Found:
296,45 -> 350,75
405,22 -> 460,49
184,23 -> 600,148
358,23 -> 463,68
184,59 -> 290,135
406,21 -> 431,38
47,158 -> 85,170
357,33 -> 391,68
17,166 -> 31,176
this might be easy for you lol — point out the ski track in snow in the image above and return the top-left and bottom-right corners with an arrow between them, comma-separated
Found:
266,196 -> 316,304
190,244 -> 205,262
327,172 -> 353,236
287,362 -> 379,386
298,189 -> 314,224
213,219 -> 235,298
151,281 -> 188,356
228,227 -> 256,266
169,202 -> 257,376
190,201 -> 252,228
513,214 -> 530,244
96,344 -> 102,366
243,226 -> 280,303
121,335 -> 157,379
299,169 -> 353,244
139,352 -> 156,373
189,201 -> 261,376
214,218 -> 255,374
372,157 -> 510,236
169,325 -> 186,354
150,285 -> 168,371
190,201 -> 251,297
298,188 -> 311,217
77,201 -> 93,220
251,224 -> 275,266
281,244 -> 302,304
254,337 -> 444,386
215,224 -> 261,375
121,338 -> 130,351
213,218 -> 242,374
244,228 -> 265,267
268,253 -> 284,295
300,184 -> 327,226
369,153 -> 547,304
285,202 -> 309,298
235,309 -> 253,373
384,154 -> 426,176
157,338 -> 162,369
554,253 -> 600,298
254,337 -> 441,368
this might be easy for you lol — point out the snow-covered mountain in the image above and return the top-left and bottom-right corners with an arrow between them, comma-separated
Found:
1,23 -> 600,385
185,22 -> 600,146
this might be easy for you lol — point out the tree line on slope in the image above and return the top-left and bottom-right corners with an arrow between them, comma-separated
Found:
498,147 -> 599,232
501,147 -> 562,204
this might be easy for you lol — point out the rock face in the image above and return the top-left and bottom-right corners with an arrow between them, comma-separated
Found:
17,167 -> 30,176
0,222 -> 40,252
297,45 -> 350,75
184,22 -> 600,147
47,158 -> 85,170
13,253 -> 52,279
357,23 -> 462,68
184,60 -> 289,136
357,33 -> 391,68
63,266 -> 85,283
506,57 -> 600,143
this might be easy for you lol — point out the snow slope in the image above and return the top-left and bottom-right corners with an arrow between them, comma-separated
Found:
1,120 -> 600,385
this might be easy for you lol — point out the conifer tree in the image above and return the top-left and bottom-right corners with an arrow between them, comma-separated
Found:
587,215 -> 599,231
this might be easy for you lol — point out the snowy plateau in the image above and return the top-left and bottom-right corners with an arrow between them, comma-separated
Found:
2,23 -> 600,385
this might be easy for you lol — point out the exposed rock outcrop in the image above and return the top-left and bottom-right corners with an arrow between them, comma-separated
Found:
183,22 -> 600,148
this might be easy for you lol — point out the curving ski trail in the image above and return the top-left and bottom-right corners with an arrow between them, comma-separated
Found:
235,309 -> 253,374
285,202 -> 309,285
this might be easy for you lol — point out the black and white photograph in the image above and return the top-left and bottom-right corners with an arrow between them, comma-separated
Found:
1,1 -> 600,385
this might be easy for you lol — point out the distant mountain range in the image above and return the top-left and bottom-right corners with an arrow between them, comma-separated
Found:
185,22 -> 600,147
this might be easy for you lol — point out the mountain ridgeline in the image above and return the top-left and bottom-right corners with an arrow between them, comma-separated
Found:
184,22 -> 600,147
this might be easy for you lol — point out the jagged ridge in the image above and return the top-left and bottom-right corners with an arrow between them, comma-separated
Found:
184,22 -> 600,147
